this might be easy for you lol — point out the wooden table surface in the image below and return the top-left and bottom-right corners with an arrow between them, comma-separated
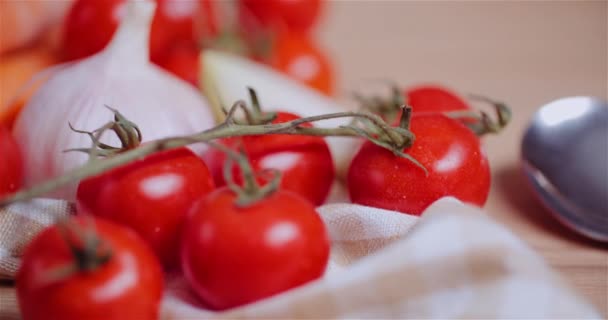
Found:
318,0 -> 607,315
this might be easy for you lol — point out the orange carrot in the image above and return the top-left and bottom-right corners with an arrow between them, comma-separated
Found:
0,45 -> 59,128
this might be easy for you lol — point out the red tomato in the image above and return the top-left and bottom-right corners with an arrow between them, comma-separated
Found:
62,0 -> 122,61
347,114 -> 490,215
150,0 -> 217,61
267,34 -> 334,95
77,147 -> 215,268
155,42 -> 200,86
62,0 -> 216,62
181,187 -> 329,310
204,112 -> 334,206
406,85 -> 471,113
357,85 -> 472,123
0,125 -> 23,197
17,216 -> 163,320
239,0 -> 322,34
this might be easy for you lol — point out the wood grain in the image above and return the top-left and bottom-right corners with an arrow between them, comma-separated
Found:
318,0 -> 607,315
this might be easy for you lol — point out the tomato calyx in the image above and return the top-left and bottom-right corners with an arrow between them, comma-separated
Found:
391,110 -> 428,175
211,141 -> 281,207
231,88 -> 424,173
221,87 -> 278,125
240,88 -> 278,125
352,105 -> 427,175
43,217 -> 113,283
356,85 -> 511,137
66,106 -> 142,158
445,94 -> 512,136
210,89 -> 287,205
353,84 -> 404,123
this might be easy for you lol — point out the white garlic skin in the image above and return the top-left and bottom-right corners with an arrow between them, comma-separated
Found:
12,1 -> 215,200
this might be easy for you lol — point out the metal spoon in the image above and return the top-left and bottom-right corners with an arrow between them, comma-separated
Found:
521,96 -> 608,242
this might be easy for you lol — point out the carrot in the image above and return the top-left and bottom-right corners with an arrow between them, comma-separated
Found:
0,45 -> 59,128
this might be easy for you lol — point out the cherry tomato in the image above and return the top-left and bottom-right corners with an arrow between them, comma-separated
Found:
239,0 -> 322,34
358,85 -> 472,123
150,0 -> 217,61
17,216 -> 163,320
406,85 -> 471,113
347,114 -> 490,215
62,0 -> 122,61
155,41 -> 200,86
204,112 -> 334,206
62,0 -> 216,62
0,125 -> 23,197
266,34 -> 334,95
181,187 -> 329,310
77,147 -> 215,268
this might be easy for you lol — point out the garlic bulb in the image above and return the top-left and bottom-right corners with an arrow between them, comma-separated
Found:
13,0 -> 215,200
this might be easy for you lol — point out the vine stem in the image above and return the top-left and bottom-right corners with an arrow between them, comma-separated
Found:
209,141 -> 282,207
353,86 -> 511,137
445,94 -> 512,136
0,101 -> 417,208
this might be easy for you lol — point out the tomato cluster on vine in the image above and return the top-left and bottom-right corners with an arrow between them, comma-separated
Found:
9,83 -> 501,318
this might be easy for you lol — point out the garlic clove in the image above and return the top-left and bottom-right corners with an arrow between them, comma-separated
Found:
13,0 -> 215,200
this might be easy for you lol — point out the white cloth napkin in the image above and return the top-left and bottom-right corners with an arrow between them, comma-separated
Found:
0,197 -> 600,319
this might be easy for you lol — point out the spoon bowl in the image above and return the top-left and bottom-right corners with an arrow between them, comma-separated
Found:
521,96 -> 608,242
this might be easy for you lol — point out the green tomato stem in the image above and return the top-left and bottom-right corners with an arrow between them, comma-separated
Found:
41,217 -> 113,284
0,98 -> 421,208
446,94 -> 512,136
208,141 -> 282,207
